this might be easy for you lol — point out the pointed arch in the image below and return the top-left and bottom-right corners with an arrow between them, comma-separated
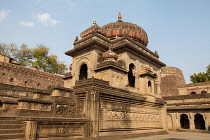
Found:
180,114 -> 189,129
79,64 -> 88,80
194,113 -> 206,130
148,80 -> 152,93
128,63 -> 135,87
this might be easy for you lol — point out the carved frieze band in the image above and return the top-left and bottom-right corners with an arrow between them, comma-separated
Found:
38,123 -> 83,137
100,97 -> 162,130
18,101 -> 51,111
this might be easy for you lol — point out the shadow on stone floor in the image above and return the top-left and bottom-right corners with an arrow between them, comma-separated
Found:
163,138 -> 189,140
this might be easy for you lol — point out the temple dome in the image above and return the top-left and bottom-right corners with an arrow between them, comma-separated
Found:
80,13 -> 148,47
101,13 -> 148,47
102,48 -> 118,62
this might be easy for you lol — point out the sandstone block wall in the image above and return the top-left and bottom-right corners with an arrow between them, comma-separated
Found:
160,66 -> 186,96
0,61 -> 64,90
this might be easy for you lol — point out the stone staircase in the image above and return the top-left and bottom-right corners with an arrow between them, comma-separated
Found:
0,119 -> 25,140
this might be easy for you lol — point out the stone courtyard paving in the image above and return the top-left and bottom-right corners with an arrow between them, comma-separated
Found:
127,131 -> 210,140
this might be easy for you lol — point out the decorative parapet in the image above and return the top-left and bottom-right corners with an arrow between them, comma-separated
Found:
179,81 -> 210,88
18,98 -> 52,111
163,93 -> 210,100
52,87 -> 73,97
0,61 -> 64,82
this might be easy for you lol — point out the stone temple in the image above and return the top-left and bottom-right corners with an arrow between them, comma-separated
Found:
0,13 -> 210,139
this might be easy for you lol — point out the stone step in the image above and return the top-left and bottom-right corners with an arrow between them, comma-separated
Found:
0,120 -> 22,124
3,139 -> 25,140
0,129 -> 24,134
0,133 -> 25,139
0,124 -> 22,129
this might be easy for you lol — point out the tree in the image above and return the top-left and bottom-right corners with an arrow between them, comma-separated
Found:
0,43 -> 18,58
190,65 -> 210,83
207,64 -> 210,74
0,43 -> 68,74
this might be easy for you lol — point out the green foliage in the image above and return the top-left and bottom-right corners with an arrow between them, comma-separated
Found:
0,43 -> 68,74
190,65 -> 210,83
207,64 -> 210,74
190,72 -> 210,83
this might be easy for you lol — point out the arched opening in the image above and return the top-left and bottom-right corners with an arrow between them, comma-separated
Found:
148,80 -> 152,87
201,91 -> 207,94
194,114 -> 206,130
148,80 -> 152,93
128,63 -> 135,87
191,92 -> 196,95
79,64 -> 88,80
180,114 -> 190,129
10,78 -> 14,82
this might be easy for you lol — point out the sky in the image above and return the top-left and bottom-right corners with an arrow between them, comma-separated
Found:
0,0 -> 210,84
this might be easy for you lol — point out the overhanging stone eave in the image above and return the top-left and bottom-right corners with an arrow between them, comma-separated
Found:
113,44 -> 166,68
65,39 -> 110,57
73,78 -> 164,106
111,37 -> 159,58
73,84 -> 147,102
139,73 -> 157,78
94,64 -> 127,73
74,33 -> 111,46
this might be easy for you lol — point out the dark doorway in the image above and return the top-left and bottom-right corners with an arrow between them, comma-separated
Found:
128,63 -> 135,87
201,91 -> 207,94
194,114 -> 206,130
180,114 -> 189,129
79,64 -> 88,80
191,92 -> 196,95
148,80 -> 152,93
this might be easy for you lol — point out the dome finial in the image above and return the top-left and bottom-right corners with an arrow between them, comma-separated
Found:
118,12 -> 122,22
93,20 -> 97,25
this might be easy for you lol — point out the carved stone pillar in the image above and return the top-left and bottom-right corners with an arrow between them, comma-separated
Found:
25,121 -> 38,140
161,104 -> 167,131
87,90 -> 99,137
189,113 -> 195,130
175,113 -> 181,129
204,112 -> 208,130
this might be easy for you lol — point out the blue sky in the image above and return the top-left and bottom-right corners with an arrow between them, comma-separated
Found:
0,0 -> 210,83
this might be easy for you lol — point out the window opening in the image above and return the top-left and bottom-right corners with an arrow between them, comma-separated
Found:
128,63 -> 135,87
79,64 -> 88,80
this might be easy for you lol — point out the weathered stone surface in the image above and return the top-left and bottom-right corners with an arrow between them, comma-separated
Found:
0,14 -> 169,140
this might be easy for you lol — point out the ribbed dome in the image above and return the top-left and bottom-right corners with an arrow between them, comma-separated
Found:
80,13 -> 148,47
101,13 -> 148,47
102,48 -> 118,62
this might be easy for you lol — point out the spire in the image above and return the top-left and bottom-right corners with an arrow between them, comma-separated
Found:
93,20 -> 97,25
118,12 -> 122,22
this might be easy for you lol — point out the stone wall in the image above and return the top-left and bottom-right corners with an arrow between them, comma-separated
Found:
160,66 -> 186,97
73,78 -> 166,137
164,94 -> 210,131
0,61 -> 64,90
178,81 -> 210,95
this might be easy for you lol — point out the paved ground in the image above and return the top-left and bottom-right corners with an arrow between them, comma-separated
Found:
128,131 -> 210,140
